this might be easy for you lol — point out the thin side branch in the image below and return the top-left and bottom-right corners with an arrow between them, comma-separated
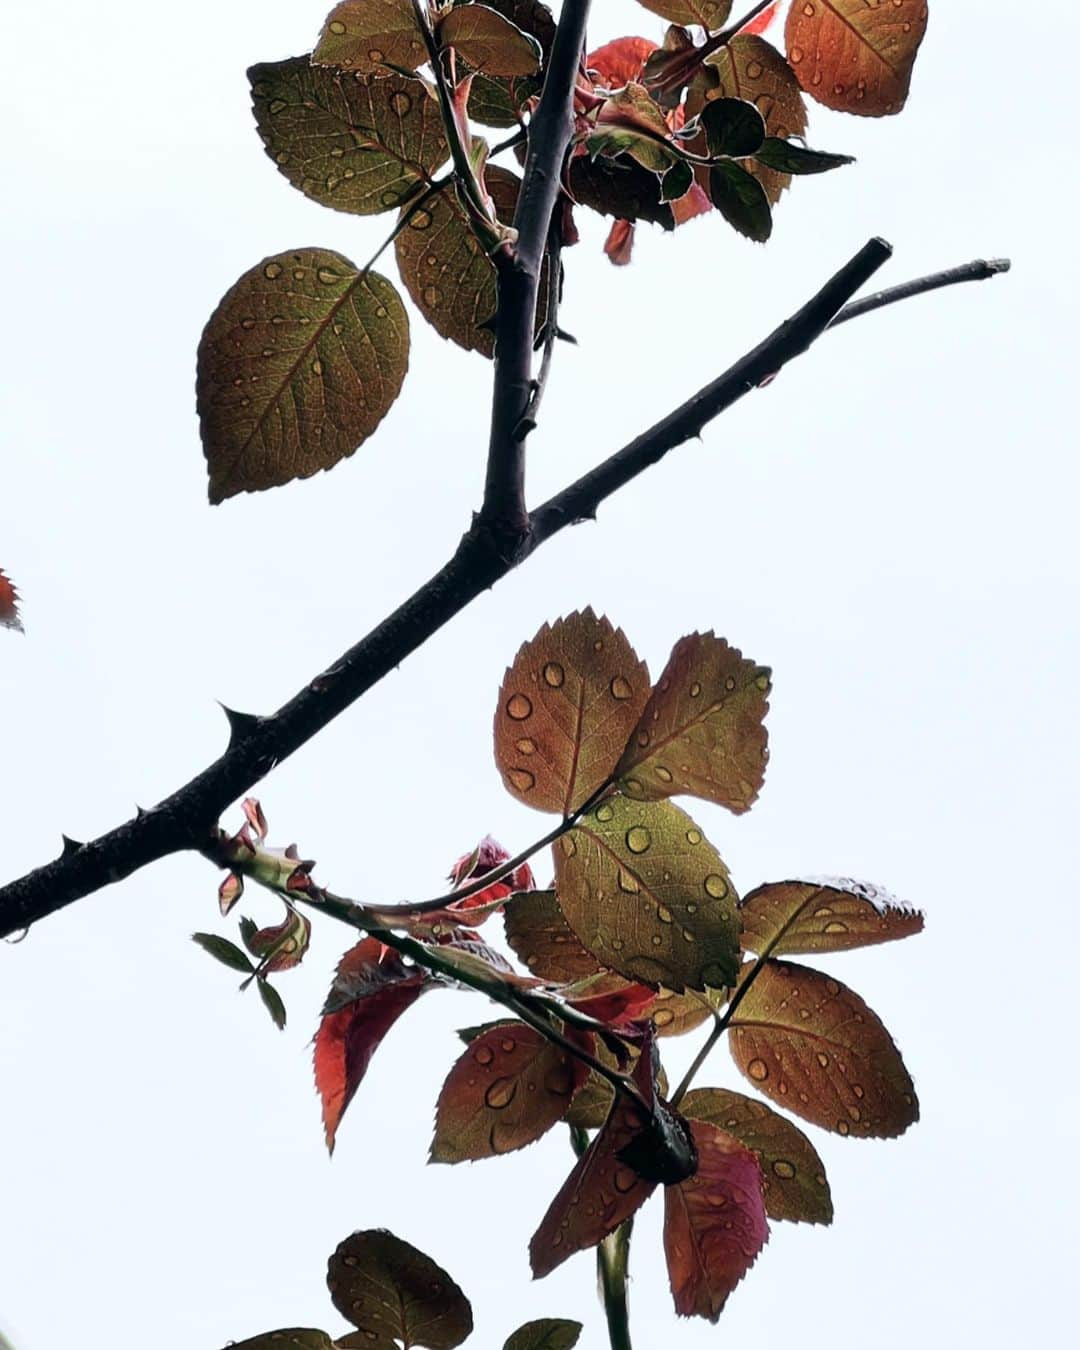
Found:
0,247 -> 1009,941
828,257 -> 1011,327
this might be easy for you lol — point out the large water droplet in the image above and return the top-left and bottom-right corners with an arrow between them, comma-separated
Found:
508,768 -> 535,793
704,874 -> 728,899
625,826 -> 651,854
747,1058 -> 769,1081
772,1159 -> 796,1179
595,803 -> 615,822
542,661 -> 565,688
610,676 -> 633,700
474,1044 -> 495,1066
484,1077 -> 517,1110
506,692 -> 532,720
263,261 -> 283,279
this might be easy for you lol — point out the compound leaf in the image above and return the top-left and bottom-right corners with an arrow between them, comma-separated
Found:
740,877 -> 924,957
495,610 -> 650,815
197,251 -> 408,502
785,0 -> 929,116
729,959 -> 918,1138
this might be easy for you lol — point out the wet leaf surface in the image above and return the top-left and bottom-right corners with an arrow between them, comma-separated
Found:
313,0 -> 427,75
785,0 -> 929,116
740,877 -> 924,957
438,4 -> 542,76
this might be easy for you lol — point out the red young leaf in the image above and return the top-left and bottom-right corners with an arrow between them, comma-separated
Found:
530,1047 -> 658,1277
563,971 -> 656,1026
313,940 -> 428,1152
603,219 -> 636,266
587,37 -> 657,90
743,1 -> 781,34
0,568 -> 24,633
663,1119 -> 769,1320
247,906 -> 312,973
447,834 -> 535,919
431,1021 -> 590,1162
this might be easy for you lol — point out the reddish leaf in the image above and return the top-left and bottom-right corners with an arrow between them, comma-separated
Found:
663,1119 -> 768,1320
563,971 -> 656,1025
740,876 -> 924,957
0,568 -> 24,633
246,906 -> 312,973
530,1050 -> 658,1276
587,37 -> 657,89
431,1021 -> 590,1162
603,219 -> 635,266
743,1 -> 780,34
728,959 -> 918,1138
447,834 -> 535,918
785,0 -> 929,117
313,940 -> 428,1152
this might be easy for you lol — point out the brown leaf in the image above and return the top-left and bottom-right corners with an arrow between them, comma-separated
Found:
740,877 -> 924,957
495,610 -> 650,815
634,0 -> 733,28
327,1230 -> 473,1349
503,1320 -> 582,1350
729,959 -> 919,1138
663,1119 -> 768,1321
616,632 -> 770,813
503,889 -> 604,981
313,0 -> 426,75
530,1051 -> 658,1277
691,36 -> 808,204
197,252 -> 408,502
641,985 -> 720,1038
566,1039 -> 670,1130
554,796 -> 740,991
461,0 -> 555,127
249,60 -> 447,216
225,1331 -> 342,1350
680,1087 -> 833,1223
0,568 -> 24,633
438,4 -> 542,76
431,1021 -> 589,1162
603,218 -> 635,265
785,0 -> 929,117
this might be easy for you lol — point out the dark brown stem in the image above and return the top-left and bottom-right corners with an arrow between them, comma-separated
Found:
828,257 -> 1011,327
480,0 -> 592,538
0,246 -> 1008,940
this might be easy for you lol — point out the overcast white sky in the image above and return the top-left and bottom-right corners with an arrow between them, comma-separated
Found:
2,2 -> 1077,1348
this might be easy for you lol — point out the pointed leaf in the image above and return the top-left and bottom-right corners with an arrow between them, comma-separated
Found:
192,932 -> 255,974
225,1332 -> 340,1350
503,1320 -> 582,1350
785,0 -> 929,117
438,5 -> 542,76
661,159 -> 694,202
431,1021 -> 589,1162
503,889 -> 605,982
247,907 -> 313,972
0,568 -> 24,633
257,978 -> 288,1030
753,137 -> 854,174
566,1040 -> 669,1131
680,1087 -> 833,1223
744,1 -> 780,33
740,877 -> 924,957
460,0 -> 555,127
633,0 -> 733,29
616,633 -> 770,812
446,834 -> 536,918
603,219 -> 635,266
327,1230 -> 473,1349
587,37 -> 657,89
249,59 -> 447,216
693,36 -> 807,204
729,959 -> 918,1137
530,1051 -> 658,1277
699,97 -> 766,157
313,0 -> 427,75
555,796 -> 740,991
314,940 -> 429,1151
495,610 -> 650,815
395,168 -> 535,357
569,153 -> 675,229
642,985 -> 721,1038
197,251 -> 408,502
663,1119 -> 768,1320
709,159 -> 772,240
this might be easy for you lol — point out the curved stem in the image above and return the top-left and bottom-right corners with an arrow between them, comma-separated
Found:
598,1221 -> 634,1350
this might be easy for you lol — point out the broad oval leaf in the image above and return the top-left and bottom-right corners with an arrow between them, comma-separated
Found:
554,796 -> 740,992
634,0 -> 733,29
438,4 -> 542,76
616,633 -> 770,813
0,568 -> 23,632
503,889 -> 605,982
503,1319 -> 582,1350
785,0 -> 929,117
569,153 -> 675,229
708,159 -> 772,241
226,1331 -> 340,1350
197,251 -> 408,502
729,959 -> 919,1138
680,1087 -> 833,1224
495,610 -> 650,815
313,0 -> 426,74
663,1119 -> 768,1321
313,939 -> 428,1152
699,97 -> 766,157
250,59 -> 447,216
695,35 -> 808,203
327,1230 -> 473,1350
461,0 -> 555,127
431,1021 -> 589,1162
394,167 -> 527,357
530,1052 -> 658,1277
740,877 -> 924,957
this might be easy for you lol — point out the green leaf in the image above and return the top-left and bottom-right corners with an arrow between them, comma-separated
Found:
633,0 -> 732,29
503,889 -> 604,982
458,0 -> 555,127
257,978 -> 287,1030
699,97 -> 766,157
438,4 -> 542,76
680,1087 -> 833,1224
753,137 -> 854,174
554,796 -> 740,992
569,153 -> 674,229
313,0 -> 426,75
327,1230 -> 473,1349
249,58 -> 447,216
238,915 -> 261,956
710,159 -> 772,240
503,1319 -> 583,1350
192,932 -> 255,974
739,877 -> 924,957
661,159 -> 694,202
197,250 -> 409,502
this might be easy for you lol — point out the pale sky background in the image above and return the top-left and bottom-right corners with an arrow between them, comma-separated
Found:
1,2 -> 1077,1347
